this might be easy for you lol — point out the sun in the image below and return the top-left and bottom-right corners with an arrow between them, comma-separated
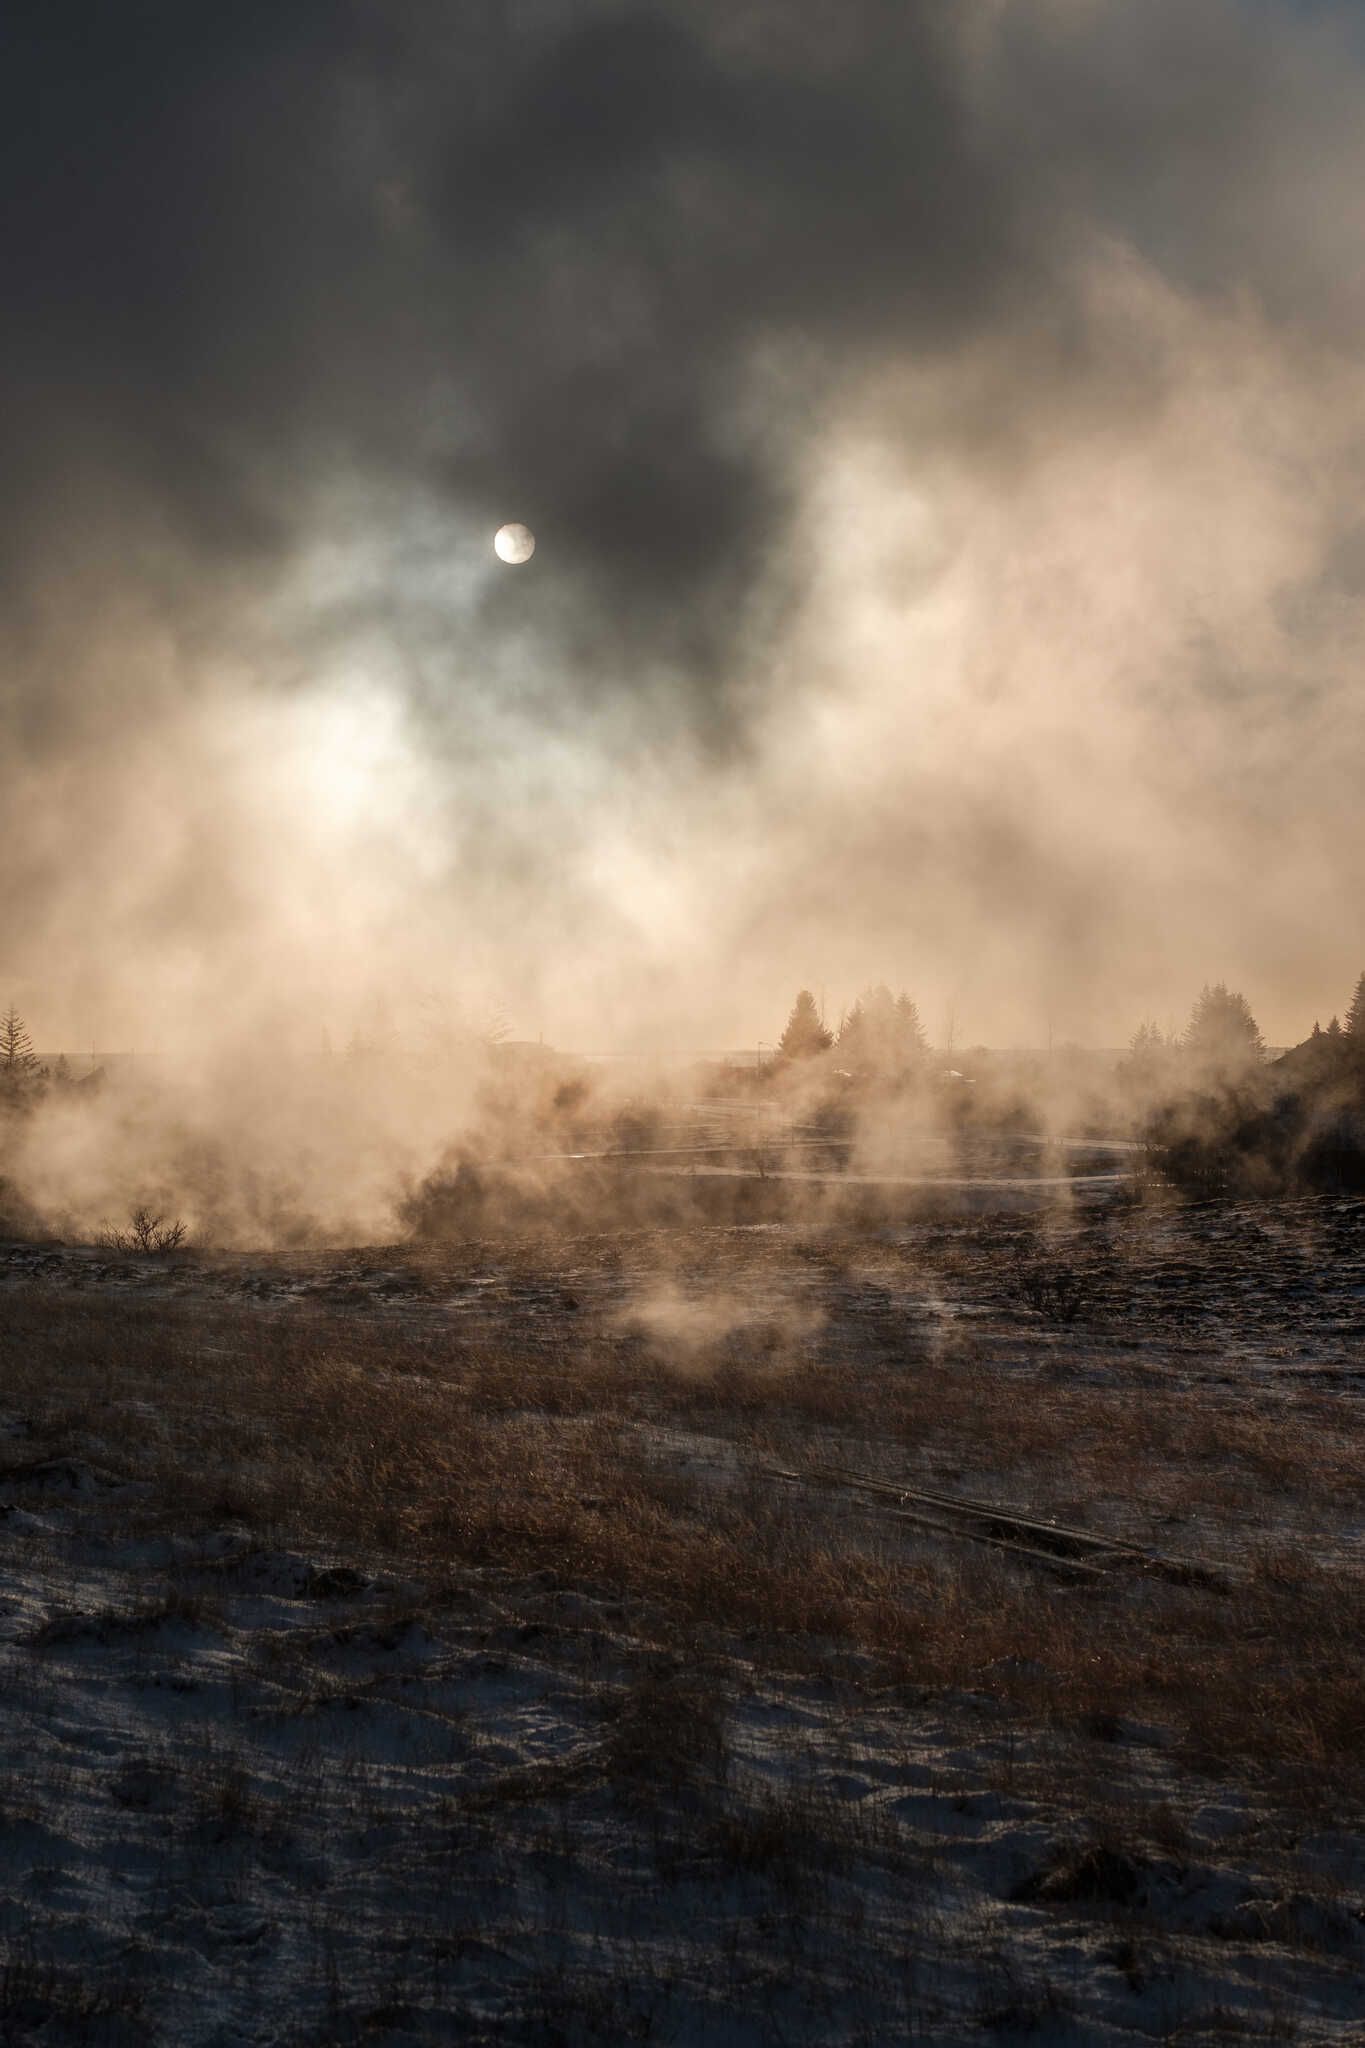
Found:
493,522 -> 536,565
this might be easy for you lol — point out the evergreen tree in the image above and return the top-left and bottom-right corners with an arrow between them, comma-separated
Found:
1122,1020 -> 1168,1070
1327,1015 -> 1342,1039
0,1007 -> 38,1072
1118,1020 -> 1178,1104
834,999 -> 863,1056
776,989 -> 832,1060
0,1006 -> 45,1110
1183,984 -> 1265,1075
1346,971 -> 1365,1042
835,985 -> 927,1078
894,993 -> 929,1062
1127,1021 -> 1166,1058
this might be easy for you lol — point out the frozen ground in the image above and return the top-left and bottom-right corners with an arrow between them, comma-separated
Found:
1,1191 -> 1363,2043
6,1188 -> 1363,1375
2,1476 -> 1363,2047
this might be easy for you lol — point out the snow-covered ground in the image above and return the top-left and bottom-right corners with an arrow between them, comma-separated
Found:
2,1469 -> 1363,2046
1,1194 -> 1363,2043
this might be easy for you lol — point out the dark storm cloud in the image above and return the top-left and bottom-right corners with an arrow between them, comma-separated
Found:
3,0 -> 1364,711
1,3 -> 393,597
419,4 -> 1028,684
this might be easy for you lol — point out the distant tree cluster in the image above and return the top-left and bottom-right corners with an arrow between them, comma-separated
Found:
1139,968 -> 1365,1196
775,983 -> 929,1084
1124,971 -> 1365,1093
835,985 -> 928,1080
1299,968 -> 1365,1080
1121,985 -> 1265,1097
1117,1020 -> 1176,1102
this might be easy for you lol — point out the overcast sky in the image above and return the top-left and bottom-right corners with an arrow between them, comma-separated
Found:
4,0 -> 1365,1050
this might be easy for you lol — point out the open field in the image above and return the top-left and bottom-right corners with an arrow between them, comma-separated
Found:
1,1191 -> 1363,2044
12,0 -> 1365,2038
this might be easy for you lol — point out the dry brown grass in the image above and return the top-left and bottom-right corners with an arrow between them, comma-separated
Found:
1,1281 -> 1361,1811
705,1359 -> 1363,1523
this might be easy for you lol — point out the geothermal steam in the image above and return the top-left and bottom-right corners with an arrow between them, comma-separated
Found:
3,0 -> 1365,1237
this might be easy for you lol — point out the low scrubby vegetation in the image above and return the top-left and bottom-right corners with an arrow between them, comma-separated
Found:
2,1213 -> 1360,1807
95,1205 -> 190,1253
2,1197 -> 1362,2042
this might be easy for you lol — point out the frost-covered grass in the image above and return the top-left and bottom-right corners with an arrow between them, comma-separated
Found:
1,1195 -> 1363,2041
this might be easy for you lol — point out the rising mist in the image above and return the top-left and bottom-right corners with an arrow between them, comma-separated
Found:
4,0 -> 1365,1239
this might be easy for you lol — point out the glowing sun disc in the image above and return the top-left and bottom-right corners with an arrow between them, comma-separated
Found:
493,522 -> 536,564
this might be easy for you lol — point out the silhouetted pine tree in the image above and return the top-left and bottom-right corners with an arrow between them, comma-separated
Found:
1127,1021 -> 1168,1059
836,986 -> 927,1078
1183,984 -> 1264,1075
0,1006 -> 45,1110
0,1007 -> 37,1072
777,990 -> 832,1060
1346,972 -> 1365,1042
894,993 -> 928,1062
834,999 -> 863,1054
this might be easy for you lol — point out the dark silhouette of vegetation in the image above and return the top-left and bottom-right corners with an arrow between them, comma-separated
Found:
1117,1021 -> 1177,1111
1013,1249 -> 1090,1323
1148,972 -> 1365,1196
5,967 -> 1365,1244
1182,983 -> 1264,1076
1127,1021 -> 1167,1061
1160,1084 -> 1365,1197
1346,970 -> 1365,1043
0,1004 -> 46,1111
98,1208 -> 189,1254
1145,1091 -> 1280,1198
834,986 -> 927,1081
610,1099 -> 663,1151
776,990 -> 831,1060
0,1006 -> 38,1071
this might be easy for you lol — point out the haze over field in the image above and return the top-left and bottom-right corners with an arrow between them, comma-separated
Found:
5,25 -> 1365,2036
5,0 -> 1365,1062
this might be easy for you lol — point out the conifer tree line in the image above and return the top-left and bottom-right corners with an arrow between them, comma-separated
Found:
5,969 -> 1365,1105
1124,983 -> 1267,1079
1124,972 -> 1365,1077
776,984 -> 927,1076
775,968 -> 1365,1077
1334,967 -> 1365,1043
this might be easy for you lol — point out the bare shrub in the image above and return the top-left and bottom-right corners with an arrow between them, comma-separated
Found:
98,1206 -> 189,1254
1013,1249 -> 1089,1323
